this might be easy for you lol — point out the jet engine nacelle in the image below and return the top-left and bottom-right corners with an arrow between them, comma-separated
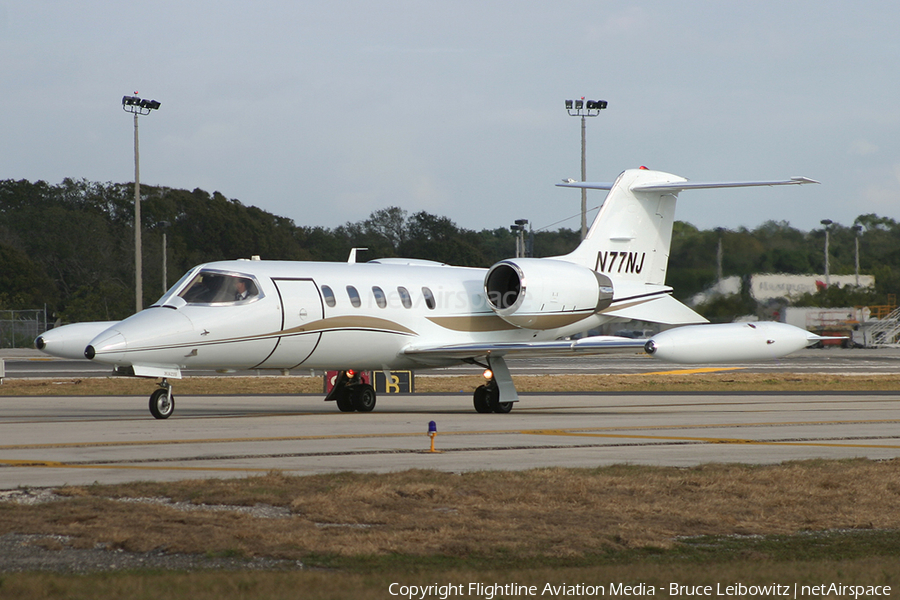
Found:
644,321 -> 819,363
484,258 -> 613,330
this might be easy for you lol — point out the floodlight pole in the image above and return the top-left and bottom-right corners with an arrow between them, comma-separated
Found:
133,112 -> 142,312
716,227 -> 725,283
565,98 -> 607,240
510,219 -> 529,258
122,95 -> 161,313
157,221 -> 171,294
821,219 -> 833,287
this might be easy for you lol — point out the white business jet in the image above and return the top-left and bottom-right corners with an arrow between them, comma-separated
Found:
35,167 -> 822,419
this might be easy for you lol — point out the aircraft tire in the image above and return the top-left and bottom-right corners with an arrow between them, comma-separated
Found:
484,385 -> 512,414
336,391 -> 355,412
149,388 -> 174,419
351,384 -> 376,412
491,400 -> 513,414
473,385 -> 492,413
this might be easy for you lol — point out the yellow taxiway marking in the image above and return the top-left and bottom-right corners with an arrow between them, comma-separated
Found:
0,459 -> 276,473
0,431 -> 428,451
634,367 -> 744,376
524,429 -> 900,450
4,420 -> 900,472
3,419 -> 900,451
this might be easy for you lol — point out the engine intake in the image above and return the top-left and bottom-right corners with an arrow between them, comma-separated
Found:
484,259 -> 613,329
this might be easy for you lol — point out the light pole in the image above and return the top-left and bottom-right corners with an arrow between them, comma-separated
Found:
510,219 -> 529,258
714,227 -> 726,283
853,224 -> 863,287
565,98 -> 607,239
820,219 -> 833,287
156,221 -> 171,294
122,94 -> 161,313
510,220 -> 524,258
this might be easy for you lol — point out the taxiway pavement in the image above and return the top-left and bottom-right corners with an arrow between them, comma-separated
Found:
2,391 -> 899,488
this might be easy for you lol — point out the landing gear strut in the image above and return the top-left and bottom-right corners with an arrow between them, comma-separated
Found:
149,378 -> 175,419
325,370 -> 377,412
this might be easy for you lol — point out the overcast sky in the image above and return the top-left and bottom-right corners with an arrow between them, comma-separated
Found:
2,1 -> 898,236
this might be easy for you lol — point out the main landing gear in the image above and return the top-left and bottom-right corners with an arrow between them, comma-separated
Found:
470,355 -> 518,414
473,379 -> 513,413
325,370 -> 377,412
149,378 -> 175,419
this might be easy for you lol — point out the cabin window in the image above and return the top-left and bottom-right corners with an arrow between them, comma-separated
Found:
346,285 -> 361,308
322,285 -> 336,308
422,287 -> 436,310
372,286 -> 387,309
177,270 -> 262,305
398,286 -> 412,309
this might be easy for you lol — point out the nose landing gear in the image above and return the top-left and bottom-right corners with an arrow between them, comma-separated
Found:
149,378 -> 175,419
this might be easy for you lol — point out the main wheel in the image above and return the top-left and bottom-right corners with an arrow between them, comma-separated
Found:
335,390 -> 355,412
473,385 -> 493,413
491,399 -> 513,414
351,383 -> 376,412
149,388 -> 174,419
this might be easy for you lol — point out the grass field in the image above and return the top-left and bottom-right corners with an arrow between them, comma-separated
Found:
1,461 -> 899,598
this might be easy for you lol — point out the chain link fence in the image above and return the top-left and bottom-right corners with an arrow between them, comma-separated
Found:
0,309 -> 49,348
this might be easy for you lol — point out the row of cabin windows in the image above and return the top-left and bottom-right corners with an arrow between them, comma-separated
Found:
320,285 -> 436,310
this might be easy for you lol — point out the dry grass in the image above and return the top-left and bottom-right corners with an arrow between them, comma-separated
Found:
2,371 -> 900,396
2,558 -> 898,600
4,459 -> 900,560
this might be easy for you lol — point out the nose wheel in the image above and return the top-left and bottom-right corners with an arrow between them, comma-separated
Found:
149,379 -> 175,419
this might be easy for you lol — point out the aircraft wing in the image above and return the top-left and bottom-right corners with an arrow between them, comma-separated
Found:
556,176 -> 818,191
403,335 -> 647,364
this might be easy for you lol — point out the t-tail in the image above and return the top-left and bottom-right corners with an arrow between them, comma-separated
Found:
556,167 -> 685,285
553,167 -> 819,324
555,167 -> 819,285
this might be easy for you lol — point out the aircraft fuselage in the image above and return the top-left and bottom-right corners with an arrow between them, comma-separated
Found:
85,259 -> 610,373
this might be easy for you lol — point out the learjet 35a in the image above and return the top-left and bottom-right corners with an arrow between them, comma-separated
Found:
36,167 -> 823,419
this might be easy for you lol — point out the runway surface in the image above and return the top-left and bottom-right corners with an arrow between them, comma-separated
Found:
2,390 -> 899,488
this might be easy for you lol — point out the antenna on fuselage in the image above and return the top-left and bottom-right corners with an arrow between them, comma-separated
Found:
347,248 -> 368,264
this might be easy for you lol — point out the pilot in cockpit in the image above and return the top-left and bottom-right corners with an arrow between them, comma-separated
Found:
234,278 -> 252,302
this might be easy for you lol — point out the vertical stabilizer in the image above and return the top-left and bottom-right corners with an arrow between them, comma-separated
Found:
556,168 -> 686,286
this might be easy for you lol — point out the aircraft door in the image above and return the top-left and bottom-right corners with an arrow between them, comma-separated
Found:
257,278 -> 324,369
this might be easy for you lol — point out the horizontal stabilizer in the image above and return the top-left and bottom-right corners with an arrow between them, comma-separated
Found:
604,294 -> 708,325
557,179 -> 613,190
556,176 -> 819,192
632,176 -> 819,192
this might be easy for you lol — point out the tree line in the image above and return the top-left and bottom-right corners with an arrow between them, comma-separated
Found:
0,178 -> 897,323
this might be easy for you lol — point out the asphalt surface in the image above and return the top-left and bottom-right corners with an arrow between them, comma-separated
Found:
2,389 -> 899,489
2,346 -> 899,489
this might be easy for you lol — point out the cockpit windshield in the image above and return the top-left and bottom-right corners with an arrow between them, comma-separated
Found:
174,270 -> 262,305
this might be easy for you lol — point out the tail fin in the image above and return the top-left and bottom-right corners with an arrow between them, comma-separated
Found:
556,168 -> 685,285
555,168 -> 819,286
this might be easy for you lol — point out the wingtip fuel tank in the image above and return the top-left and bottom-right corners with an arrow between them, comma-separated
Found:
644,321 -> 821,364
